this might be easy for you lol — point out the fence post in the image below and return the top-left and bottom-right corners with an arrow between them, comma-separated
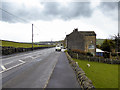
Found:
111,59 -> 113,64
77,53 -> 78,59
105,59 -> 106,63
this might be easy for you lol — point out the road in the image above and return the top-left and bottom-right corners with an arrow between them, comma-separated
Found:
1,48 -> 61,88
1,48 -> 80,89
46,52 -> 80,88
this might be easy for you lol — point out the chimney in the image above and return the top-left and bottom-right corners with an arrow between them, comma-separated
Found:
73,28 -> 78,32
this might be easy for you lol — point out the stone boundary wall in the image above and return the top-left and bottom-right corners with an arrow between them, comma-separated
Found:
69,52 -> 120,64
1,46 -> 54,55
65,52 -> 95,89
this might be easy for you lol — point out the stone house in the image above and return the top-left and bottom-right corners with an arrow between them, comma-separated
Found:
65,28 -> 96,55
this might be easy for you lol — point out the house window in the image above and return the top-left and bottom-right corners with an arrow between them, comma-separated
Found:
88,44 -> 95,49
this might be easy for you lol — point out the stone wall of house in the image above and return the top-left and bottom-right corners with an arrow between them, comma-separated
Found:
67,30 -> 85,51
84,36 -> 96,55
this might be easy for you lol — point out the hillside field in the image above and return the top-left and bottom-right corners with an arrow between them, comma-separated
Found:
96,39 -> 105,45
0,40 -> 54,48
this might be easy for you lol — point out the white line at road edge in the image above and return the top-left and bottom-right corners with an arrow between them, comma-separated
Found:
0,60 -> 26,73
43,56 -> 59,88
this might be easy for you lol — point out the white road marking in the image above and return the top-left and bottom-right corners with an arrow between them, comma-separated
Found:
1,65 -> 6,70
19,60 -> 25,63
4,61 -> 13,65
44,57 -> 59,88
0,60 -> 26,73
21,56 -> 34,61
0,52 -> 46,73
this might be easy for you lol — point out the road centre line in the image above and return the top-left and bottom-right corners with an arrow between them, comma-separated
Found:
4,61 -> 13,65
44,57 -> 59,88
19,60 -> 25,63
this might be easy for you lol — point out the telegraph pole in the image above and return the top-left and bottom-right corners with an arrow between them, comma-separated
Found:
117,33 -> 119,58
32,24 -> 33,50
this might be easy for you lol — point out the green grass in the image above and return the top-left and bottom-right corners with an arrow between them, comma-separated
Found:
73,59 -> 119,88
96,39 -> 105,45
0,40 -> 55,48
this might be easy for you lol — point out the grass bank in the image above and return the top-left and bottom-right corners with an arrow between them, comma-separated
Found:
1,40 -> 55,48
73,59 -> 119,88
96,39 -> 105,45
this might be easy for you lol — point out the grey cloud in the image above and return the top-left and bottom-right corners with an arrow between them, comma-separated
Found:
100,2 -> 118,10
42,2 -> 93,20
60,2 -> 93,20
1,2 -> 93,23
98,2 -> 118,20
1,2 -> 30,23
43,2 -> 60,16
119,2 -> 120,22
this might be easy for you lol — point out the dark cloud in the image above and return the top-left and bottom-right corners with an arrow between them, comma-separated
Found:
1,2 -> 93,23
100,2 -> 118,10
42,2 -> 93,20
60,2 -> 93,20
43,2 -> 60,16
1,2 -> 43,23
98,2 -> 118,20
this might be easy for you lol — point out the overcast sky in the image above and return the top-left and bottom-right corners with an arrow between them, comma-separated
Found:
0,0 -> 119,42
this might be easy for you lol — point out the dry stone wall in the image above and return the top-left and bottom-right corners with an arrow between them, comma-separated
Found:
65,52 -> 95,89
1,46 -> 53,55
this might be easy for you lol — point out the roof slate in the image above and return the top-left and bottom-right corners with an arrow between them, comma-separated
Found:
79,31 -> 96,36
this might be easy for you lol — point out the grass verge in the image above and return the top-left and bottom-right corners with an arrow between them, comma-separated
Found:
73,59 -> 119,88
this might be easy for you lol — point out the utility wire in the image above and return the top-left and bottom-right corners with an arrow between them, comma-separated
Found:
33,25 -> 41,31
1,7 -> 41,43
0,8 -> 30,23
0,8 -> 41,31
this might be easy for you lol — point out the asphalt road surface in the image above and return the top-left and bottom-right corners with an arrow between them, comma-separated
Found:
1,48 -> 80,88
47,52 -> 80,88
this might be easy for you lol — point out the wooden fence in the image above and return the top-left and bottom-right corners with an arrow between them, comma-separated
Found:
68,51 -> 120,64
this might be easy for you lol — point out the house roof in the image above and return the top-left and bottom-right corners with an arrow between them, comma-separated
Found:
79,31 -> 96,36
66,28 -> 96,37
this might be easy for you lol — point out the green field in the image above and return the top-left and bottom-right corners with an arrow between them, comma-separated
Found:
73,59 -> 119,88
96,39 -> 105,45
0,40 -> 54,48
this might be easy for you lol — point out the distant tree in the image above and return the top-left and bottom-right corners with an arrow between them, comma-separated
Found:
100,39 -> 115,52
96,44 -> 101,49
113,33 -> 120,52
